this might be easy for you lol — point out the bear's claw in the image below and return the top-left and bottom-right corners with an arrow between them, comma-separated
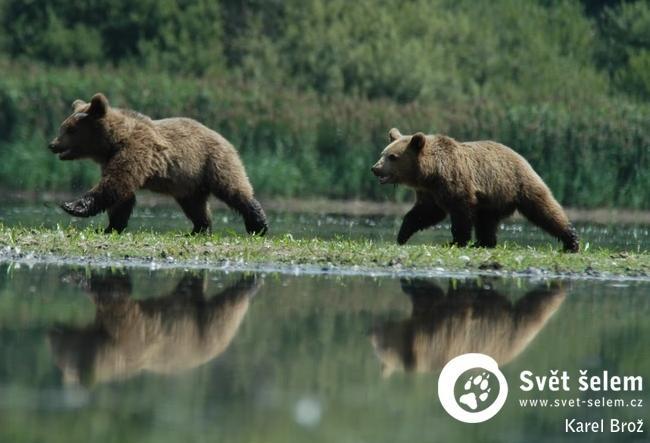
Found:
60,195 -> 100,218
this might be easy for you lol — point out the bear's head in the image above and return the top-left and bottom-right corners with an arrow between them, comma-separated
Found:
370,322 -> 411,378
48,93 -> 111,161
371,128 -> 426,187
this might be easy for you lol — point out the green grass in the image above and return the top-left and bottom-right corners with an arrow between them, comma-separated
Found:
1,226 -> 649,278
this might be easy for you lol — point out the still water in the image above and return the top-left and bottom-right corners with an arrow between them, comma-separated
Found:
0,264 -> 648,442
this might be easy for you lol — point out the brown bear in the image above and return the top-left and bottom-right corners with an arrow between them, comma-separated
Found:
371,128 -> 579,252
49,272 -> 260,386
48,93 -> 267,235
370,278 -> 565,377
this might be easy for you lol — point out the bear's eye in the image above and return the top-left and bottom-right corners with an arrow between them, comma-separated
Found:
387,154 -> 398,161
66,125 -> 77,135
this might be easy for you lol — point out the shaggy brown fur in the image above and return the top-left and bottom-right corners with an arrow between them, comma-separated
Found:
48,272 -> 261,386
48,93 -> 267,235
371,128 -> 579,251
370,278 -> 565,377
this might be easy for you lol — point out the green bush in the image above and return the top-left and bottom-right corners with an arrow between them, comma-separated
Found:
0,0 -> 649,208
1,0 -> 223,74
0,62 -> 648,208
222,0 -> 608,105
0,0 -> 615,104
596,1 -> 650,100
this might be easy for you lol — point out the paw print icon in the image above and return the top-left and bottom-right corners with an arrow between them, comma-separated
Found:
438,353 -> 508,423
458,372 -> 494,411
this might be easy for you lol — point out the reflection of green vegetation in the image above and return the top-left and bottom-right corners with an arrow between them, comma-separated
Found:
1,225 -> 649,277
0,1 -> 649,207
0,265 -> 648,442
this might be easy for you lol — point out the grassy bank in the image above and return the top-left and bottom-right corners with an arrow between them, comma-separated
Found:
1,226 -> 648,278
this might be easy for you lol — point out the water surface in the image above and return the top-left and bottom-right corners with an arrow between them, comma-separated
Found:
0,264 -> 647,442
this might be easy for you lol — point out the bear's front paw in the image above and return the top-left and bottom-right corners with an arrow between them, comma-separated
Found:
60,195 -> 100,218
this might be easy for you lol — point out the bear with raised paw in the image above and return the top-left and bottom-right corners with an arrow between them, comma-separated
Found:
48,93 -> 267,235
371,128 -> 579,252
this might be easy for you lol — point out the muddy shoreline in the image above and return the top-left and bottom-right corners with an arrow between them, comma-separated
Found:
2,250 -> 649,283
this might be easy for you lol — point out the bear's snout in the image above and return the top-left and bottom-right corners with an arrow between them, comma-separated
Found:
48,139 -> 64,153
48,139 -> 76,160
372,161 -> 394,184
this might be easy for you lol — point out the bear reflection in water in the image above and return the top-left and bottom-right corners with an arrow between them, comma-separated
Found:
49,272 -> 261,386
371,278 -> 565,377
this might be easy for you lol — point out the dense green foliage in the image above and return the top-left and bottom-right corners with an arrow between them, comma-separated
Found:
0,0 -> 648,208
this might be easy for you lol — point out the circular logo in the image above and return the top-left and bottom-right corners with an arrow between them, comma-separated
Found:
438,353 -> 508,423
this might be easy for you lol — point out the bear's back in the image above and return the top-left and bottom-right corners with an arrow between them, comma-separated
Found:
452,140 -> 529,203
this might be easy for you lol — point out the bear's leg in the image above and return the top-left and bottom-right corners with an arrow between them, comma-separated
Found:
517,192 -> 579,252
206,156 -> 268,235
399,278 -> 446,317
210,275 -> 262,302
449,209 -> 473,247
397,203 -> 446,245
474,211 -> 500,248
214,190 -> 268,236
175,193 -> 212,234
61,153 -> 145,219
509,283 -> 566,355
105,196 -> 136,234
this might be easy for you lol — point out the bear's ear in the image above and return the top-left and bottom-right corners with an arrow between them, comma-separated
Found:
88,93 -> 109,118
72,99 -> 87,112
408,132 -> 426,152
388,128 -> 402,142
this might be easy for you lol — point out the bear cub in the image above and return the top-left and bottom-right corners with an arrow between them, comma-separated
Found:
49,93 -> 267,235
371,128 -> 579,252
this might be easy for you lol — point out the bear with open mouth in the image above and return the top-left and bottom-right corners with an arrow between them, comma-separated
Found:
48,93 -> 268,235
371,128 -> 579,251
